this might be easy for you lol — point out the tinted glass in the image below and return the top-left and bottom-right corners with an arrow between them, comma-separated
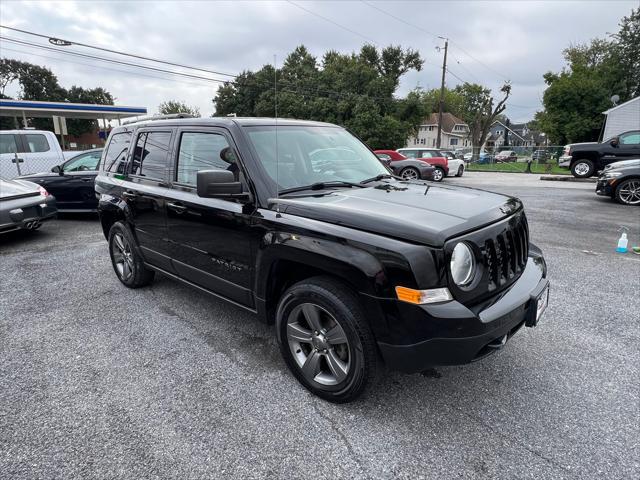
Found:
620,132 -> 640,145
0,134 -> 19,154
399,150 -> 419,159
63,151 -> 102,172
176,132 -> 234,185
24,134 -> 50,153
131,131 -> 171,179
245,126 -> 387,190
103,132 -> 132,173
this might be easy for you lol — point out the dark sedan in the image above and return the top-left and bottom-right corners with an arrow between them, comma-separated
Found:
375,152 -> 436,180
18,149 -> 102,212
596,162 -> 640,205
0,177 -> 57,233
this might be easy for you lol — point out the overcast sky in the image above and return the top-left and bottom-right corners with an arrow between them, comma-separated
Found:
0,0 -> 636,123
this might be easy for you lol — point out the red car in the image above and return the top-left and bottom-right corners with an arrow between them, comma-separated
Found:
375,149 -> 449,182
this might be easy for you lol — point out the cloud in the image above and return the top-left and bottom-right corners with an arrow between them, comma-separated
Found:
1,0 -> 635,122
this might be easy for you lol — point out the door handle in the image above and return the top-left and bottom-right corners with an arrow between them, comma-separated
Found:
167,201 -> 188,214
122,191 -> 138,199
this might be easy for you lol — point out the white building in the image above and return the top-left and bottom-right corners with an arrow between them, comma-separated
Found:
602,96 -> 640,140
406,113 -> 471,149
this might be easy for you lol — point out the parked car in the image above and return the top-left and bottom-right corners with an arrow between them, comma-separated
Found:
374,151 -> 436,180
398,148 -> 465,178
396,149 -> 451,181
95,117 -> 549,403
18,149 -> 103,212
531,150 -> 550,163
495,150 -> 518,163
464,152 -> 495,164
596,162 -> 640,205
0,130 -> 82,179
0,177 -> 57,233
559,130 -> 640,178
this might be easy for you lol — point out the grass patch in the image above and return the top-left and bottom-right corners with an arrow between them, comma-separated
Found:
466,162 -> 570,175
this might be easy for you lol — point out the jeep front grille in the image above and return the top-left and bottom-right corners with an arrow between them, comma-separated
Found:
484,215 -> 529,292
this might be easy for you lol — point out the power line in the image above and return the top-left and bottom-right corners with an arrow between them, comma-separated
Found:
0,36 -> 232,84
448,42 -> 508,82
286,0 -> 377,45
0,24 -> 237,78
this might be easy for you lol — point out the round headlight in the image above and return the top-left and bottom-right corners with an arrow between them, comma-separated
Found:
450,242 -> 476,286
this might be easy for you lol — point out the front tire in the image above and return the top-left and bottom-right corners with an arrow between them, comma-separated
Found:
571,159 -> 595,178
456,165 -> 464,177
108,222 -> 155,288
615,179 -> 640,205
276,277 -> 378,403
432,167 -> 445,182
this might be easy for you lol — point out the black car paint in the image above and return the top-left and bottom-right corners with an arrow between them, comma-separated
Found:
596,164 -> 640,201
18,149 -> 103,211
96,117 -> 548,373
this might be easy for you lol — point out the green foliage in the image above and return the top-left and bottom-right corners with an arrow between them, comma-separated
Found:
538,8 -> 639,144
212,44 -> 424,149
158,100 -> 200,116
0,58 -> 114,136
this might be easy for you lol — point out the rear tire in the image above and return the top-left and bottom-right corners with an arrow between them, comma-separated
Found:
108,221 -> 155,288
571,159 -> 595,178
276,277 -> 378,403
400,167 -> 420,180
433,167 -> 445,182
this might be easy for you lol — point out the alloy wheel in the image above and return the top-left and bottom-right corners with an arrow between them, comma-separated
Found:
286,303 -> 350,386
401,168 -> 419,180
618,179 -> 640,205
433,169 -> 444,181
574,162 -> 591,177
111,233 -> 134,281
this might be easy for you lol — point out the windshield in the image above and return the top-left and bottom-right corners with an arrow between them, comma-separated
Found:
244,125 -> 388,191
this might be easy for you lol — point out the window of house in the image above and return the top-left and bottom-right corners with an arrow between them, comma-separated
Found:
103,131 -> 132,173
176,132 -> 235,185
420,138 -> 425,145
450,138 -> 458,146
24,134 -> 50,153
131,131 -> 171,179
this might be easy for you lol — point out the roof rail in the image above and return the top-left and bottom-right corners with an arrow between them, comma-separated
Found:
121,113 -> 197,125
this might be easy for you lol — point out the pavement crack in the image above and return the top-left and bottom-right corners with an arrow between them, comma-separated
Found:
311,402 -> 368,477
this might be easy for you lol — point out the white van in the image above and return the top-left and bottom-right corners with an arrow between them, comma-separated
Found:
0,130 -> 76,179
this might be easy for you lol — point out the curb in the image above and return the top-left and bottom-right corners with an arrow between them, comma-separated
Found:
539,175 -> 597,183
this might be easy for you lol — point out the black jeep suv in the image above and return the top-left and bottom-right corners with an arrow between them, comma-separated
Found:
95,117 -> 549,403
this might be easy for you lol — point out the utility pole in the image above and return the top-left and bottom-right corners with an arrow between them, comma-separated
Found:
436,37 -> 448,149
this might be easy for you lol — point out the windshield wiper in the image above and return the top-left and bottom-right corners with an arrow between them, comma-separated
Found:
360,173 -> 395,184
279,181 -> 365,195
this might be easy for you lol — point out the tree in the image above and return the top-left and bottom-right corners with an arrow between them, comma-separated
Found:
213,44 -> 424,149
537,8 -> 639,144
158,100 -> 200,116
454,82 -> 511,159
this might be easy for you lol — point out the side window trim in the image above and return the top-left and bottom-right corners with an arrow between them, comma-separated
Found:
128,128 -> 174,182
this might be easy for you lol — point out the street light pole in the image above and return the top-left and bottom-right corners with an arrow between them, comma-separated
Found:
436,38 -> 449,149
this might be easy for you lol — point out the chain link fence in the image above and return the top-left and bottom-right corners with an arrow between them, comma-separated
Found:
0,152 -> 73,179
455,146 -> 568,174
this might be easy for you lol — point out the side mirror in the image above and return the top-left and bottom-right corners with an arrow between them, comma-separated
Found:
51,165 -> 62,174
610,137 -> 619,147
197,169 -> 248,200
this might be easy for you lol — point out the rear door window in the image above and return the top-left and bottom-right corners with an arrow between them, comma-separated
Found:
24,134 -> 51,152
103,131 -> 132,173
131,131 -> 171,180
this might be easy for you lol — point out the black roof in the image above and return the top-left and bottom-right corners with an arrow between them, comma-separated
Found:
119,116 -> 338,129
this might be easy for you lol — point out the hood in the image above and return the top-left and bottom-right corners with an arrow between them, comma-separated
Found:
605,159 -> 640,170
274,181 -> 521,246
0,178 -> 40,200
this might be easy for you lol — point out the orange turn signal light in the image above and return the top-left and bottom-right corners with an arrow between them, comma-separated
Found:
395,286 -> 453,305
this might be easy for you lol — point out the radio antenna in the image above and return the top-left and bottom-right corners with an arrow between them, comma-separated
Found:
274,54 -> 280,216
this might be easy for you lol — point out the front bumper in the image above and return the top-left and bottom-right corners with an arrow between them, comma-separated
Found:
558,156 -> 572,168
595,178 -> 615,197
419,165 -> 436,180
377,252 -> 549,373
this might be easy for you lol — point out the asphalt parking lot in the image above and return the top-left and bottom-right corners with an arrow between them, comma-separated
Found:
1,172 -> 638,479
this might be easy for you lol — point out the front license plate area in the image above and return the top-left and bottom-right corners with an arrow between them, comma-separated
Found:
526,280 -> 550,327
